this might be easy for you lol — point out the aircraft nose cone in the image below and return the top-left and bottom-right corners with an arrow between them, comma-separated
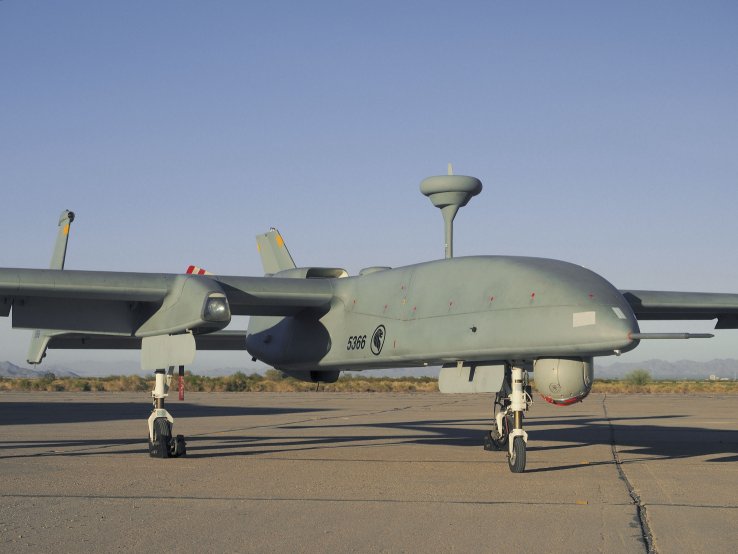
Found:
601,296 -> 641,354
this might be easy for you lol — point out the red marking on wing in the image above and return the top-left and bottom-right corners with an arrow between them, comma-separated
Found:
185,265 -> 212,275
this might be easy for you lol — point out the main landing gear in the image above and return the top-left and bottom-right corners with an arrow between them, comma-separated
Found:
483,364 -> 532,473
148,366 -> 186,458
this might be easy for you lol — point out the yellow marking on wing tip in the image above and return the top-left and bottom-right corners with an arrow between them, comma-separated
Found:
276,234 -> 284,248
575,500 -> 588,505
63,224 -> 70,235
257,243 -> 261,252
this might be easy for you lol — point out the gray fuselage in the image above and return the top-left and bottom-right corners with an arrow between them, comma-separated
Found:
245,256 -> 640,371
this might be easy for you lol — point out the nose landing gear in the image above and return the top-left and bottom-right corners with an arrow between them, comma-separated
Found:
484,364 -> 532,472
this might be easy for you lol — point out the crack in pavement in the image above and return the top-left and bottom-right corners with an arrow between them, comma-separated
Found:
602,394 -> 656,554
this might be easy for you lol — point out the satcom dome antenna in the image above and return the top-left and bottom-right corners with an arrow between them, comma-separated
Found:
420,165 -> 482,259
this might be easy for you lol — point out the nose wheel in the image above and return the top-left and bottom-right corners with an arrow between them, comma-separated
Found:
508,436 -> 526,473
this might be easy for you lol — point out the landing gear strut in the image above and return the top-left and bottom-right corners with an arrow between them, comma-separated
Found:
483,392 -> 511,451
484,364 -> 531,473
148,366 -> 186,458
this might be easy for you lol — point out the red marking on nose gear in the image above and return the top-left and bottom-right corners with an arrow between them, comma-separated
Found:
489,296 -> 495,302
530,292 -> 536,299
588,293 -> 595,299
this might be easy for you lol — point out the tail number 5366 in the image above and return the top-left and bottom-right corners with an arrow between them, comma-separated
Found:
346,335 -> 367,350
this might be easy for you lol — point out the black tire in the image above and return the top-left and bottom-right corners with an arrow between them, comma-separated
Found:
173,434 -> 187,457
508,436 -> 526,473
485,413 -> 512,451
483,431 -> 500,451
149,417 -> 172,458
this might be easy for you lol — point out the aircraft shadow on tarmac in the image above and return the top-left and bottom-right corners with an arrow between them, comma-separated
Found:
0,401 -> 327,425
1,404 -> 735,467
276,414 -> 737,465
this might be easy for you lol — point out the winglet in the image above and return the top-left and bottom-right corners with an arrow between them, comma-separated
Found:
50,210 -> 74,270
27,330 -> 55,365
28,210 -> 75,364
256,228 -> 296,275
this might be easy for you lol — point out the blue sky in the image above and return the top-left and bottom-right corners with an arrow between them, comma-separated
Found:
1,1 -> 737,370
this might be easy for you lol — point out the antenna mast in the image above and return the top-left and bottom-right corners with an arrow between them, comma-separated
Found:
420,171 -> 482,259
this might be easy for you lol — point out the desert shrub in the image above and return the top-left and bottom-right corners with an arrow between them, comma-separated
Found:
4,371 -> 734,394
624,369 -> 652,386
264,368 -> 284,381
224,372 -> 251,392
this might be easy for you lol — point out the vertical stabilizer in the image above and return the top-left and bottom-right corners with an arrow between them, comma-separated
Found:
256,228 -> 296,274
27,210 -> 75,364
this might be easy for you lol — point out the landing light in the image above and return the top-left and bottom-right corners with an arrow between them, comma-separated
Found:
203,296 -> 230,322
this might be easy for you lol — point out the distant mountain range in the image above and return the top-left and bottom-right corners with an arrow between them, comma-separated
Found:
0,361 -> 80,378
0,360 -> 251,379
2,358 -> 738,380
596,358 -> 738,380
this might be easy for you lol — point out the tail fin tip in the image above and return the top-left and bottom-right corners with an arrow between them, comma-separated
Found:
256,228 -> 296,274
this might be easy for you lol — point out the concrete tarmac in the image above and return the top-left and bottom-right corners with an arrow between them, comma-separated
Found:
1,391 -> 736,553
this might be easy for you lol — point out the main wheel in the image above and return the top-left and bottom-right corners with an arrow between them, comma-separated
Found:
508,436 -> 526,473
149,417 -> 172,458
173,434 -> 187,457
483,431 -> 501,451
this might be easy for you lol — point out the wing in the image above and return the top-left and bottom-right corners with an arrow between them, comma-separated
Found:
44,330 -> 249,350
621,290 -> 738,329
0,268 -> 334,338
